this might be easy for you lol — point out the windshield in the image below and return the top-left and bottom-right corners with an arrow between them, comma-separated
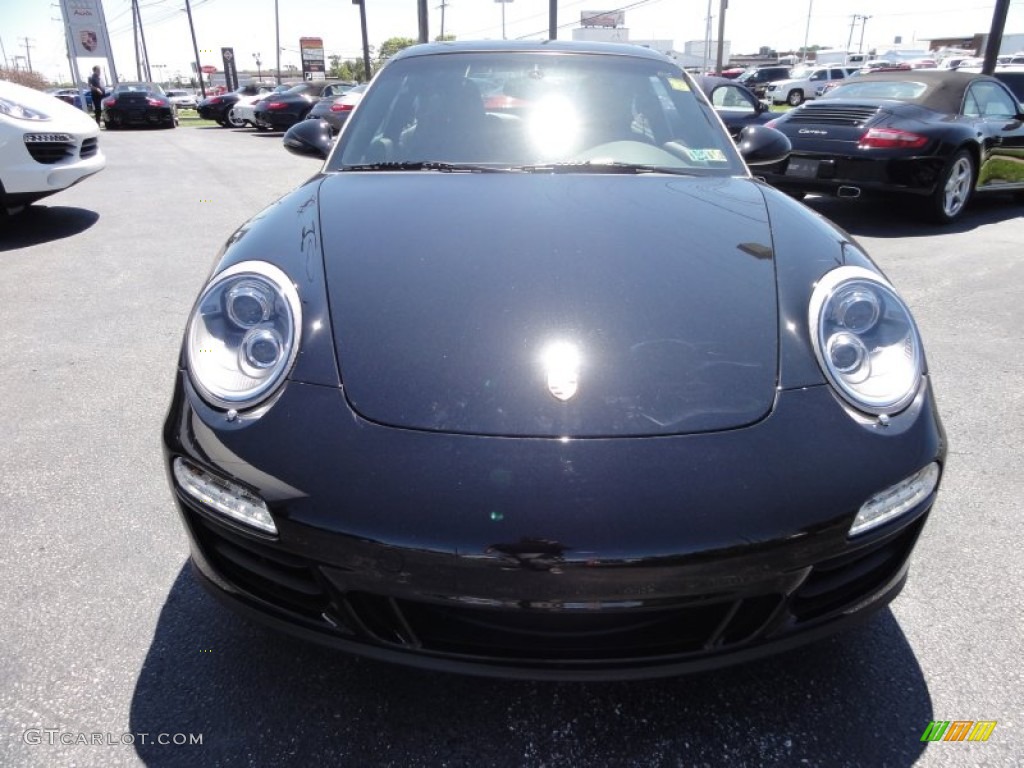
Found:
331,51 -> 745,175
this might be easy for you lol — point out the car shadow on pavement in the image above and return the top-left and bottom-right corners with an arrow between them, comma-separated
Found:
130,566 -> 931,767
802,193 -> 1021,238
0,205 -> 99,251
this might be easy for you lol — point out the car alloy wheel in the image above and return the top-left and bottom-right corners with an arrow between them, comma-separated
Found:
226,108 -> 246,128
928,150 -> 974,223
787,89 -> 804,107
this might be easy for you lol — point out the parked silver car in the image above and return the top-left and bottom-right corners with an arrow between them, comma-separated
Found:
305,83 -> 367,133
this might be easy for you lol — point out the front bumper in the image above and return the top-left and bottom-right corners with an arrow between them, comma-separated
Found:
164,374 -> 945,679
0,130 -> 105,202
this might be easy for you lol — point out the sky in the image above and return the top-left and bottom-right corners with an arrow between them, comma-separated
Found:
2,0 -> 1022,85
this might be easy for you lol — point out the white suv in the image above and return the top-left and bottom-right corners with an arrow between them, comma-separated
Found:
0,79 -> 105,215
766,66 -> 859,106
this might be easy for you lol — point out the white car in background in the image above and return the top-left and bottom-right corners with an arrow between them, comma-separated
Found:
0,79 -> 105,215
229,83 -> 294,129
165,89 -> 198,110
765,65 -> 860,106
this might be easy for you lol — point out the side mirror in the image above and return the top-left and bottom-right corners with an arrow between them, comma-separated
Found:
737,124 -> 790,166
283,119 -> 333,159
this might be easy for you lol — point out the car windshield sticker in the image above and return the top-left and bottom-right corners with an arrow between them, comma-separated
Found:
667,78 -> 690,91
684,148 -> 728,163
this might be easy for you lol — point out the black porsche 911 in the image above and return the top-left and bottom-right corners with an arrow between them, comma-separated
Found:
102,82 -> 177,129
762,70 -> 1024,222
252,81 -> 354,132
164,41 -> 945,681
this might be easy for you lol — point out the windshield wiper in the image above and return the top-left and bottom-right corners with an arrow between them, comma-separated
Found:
340,161 -> 511,173
516,161 -> 697,176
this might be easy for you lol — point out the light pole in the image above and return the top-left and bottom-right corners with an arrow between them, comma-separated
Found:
253,52 -> 262,82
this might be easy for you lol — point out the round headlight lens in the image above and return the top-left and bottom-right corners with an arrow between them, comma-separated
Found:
225,280 -> 273,328
185,262 -> 301,409
809,266 -> 923,414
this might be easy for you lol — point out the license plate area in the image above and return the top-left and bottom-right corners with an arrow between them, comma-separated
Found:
786,157 -> 820,178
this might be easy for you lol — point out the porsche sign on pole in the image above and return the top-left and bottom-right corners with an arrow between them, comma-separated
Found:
59,0 -> 119,85
300,37 -> 326,81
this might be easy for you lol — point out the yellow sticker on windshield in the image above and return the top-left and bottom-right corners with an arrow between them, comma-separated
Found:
684,148 -> 728,163
667,78 -> 690,91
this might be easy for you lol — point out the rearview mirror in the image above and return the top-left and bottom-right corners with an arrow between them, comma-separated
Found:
737,124 -> 790,167
283,119 -> 333,159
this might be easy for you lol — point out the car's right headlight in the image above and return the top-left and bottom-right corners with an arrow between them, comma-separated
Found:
809,265 -> 924,415
185,261 -> 301,410
0,96 -> 50,121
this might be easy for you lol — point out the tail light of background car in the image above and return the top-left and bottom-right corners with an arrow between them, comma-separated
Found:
329,102 -> 354,112
858,128 -> 928,149
103,98 -> 115,107
267,101 -> 288,110
147,98 -> 165,107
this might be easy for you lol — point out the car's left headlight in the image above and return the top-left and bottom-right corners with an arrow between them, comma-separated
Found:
185,261 -> 301,410
0,96 -> 50,122
809,265 -> 923,415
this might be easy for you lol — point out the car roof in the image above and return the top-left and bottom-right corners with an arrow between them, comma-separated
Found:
389,39 -> 672,63
829,69 -> 1005,112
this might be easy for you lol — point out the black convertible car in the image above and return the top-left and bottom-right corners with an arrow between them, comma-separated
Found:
252,81 -> 354,132
102,82 -> 176,129
164,41 -> 945,680
762,70 -> 1024,222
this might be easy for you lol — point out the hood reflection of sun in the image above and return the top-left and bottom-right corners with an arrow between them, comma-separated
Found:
541,341 -> 581,402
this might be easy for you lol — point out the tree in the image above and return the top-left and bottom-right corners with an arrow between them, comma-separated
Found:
435,34 -> 456,42
377,37 -> 417,66
0,67 -> 50,91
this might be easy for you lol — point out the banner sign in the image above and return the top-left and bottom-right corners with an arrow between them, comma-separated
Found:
221,47 -> 238,91
300,37 -> 326,81
580,10 -> 624,28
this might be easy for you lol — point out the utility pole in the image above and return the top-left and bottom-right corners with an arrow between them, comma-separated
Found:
858,15 -> 871,54
847,15 -> 858,53
801,0 -> 813,62
703,0 -> 712,72
417,0 -> 428,43
137,0 -> 153,81
358,0 -> 371,82
274,0 -> 281,84
0,34 -> 8,69
437,0 -> 450,39
184,0 -> 206,98
982,0 -> 1011,74
715,0 -> 727,75
21,37 -> 34,72
549,0 -> 556,41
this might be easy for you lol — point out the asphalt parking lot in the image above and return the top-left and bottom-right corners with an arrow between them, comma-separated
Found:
1,125 -> 1021,767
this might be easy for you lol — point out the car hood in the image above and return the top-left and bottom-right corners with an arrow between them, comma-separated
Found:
318,173 -> 779,437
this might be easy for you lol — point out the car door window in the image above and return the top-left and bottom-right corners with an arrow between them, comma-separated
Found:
964,82 -> 1017,118
711,84 -> 755,113
810,70 -> 827,81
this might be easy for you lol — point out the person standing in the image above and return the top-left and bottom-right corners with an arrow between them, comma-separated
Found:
87,66 -> 104,126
